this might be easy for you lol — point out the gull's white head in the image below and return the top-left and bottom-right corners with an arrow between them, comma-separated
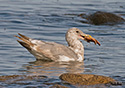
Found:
66,27 -> 100,46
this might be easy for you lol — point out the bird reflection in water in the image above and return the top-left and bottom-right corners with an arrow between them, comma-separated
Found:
22,60 -> 84,77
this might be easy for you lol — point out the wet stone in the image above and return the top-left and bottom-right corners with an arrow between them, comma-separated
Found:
59,73 -> 121,86
0,75 -> 47,82
79,11 -> 125,25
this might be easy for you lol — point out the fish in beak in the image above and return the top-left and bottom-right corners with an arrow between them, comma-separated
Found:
80,34 -> 101,46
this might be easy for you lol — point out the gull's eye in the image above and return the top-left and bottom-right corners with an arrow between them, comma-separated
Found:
76,31 -> 79,33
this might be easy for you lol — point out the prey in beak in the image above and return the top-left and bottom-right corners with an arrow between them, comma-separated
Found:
80,34 -> 101,46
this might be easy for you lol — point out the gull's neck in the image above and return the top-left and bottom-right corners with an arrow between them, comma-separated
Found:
66,36 -> 84,61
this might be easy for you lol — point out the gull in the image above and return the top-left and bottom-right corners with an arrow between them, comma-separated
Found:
15,27 -> 100,62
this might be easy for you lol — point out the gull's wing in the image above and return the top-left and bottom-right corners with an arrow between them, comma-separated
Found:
15,33 -> 78,61
36,42 -> 78,61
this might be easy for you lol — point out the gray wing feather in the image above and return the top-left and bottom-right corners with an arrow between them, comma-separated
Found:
36,42 -> 78,61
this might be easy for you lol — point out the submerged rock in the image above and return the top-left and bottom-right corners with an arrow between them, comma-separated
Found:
78,11 -> 125,25
0,75 -> 47,82
0,74 -> 122,87
59,73 -> 122,86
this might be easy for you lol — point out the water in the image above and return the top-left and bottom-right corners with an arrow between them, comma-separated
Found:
0,0 -> 125,87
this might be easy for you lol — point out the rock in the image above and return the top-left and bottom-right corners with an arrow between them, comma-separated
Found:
79,11 -> 125,25
0,75 -> 47,82
59,73 -> 122,85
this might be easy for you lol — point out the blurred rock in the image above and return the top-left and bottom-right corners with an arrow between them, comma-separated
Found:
0,75 -> 47,82
79,11 -> 125,25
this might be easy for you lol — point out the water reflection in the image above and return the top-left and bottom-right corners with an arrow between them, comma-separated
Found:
23,60 -> 84,77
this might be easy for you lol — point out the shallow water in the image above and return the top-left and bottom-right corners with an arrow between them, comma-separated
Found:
0,0 -> 125,88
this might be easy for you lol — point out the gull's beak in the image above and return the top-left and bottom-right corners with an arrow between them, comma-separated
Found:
80,34 -> 101,46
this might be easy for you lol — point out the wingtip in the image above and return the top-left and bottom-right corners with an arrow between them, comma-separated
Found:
14,33 -> 21,38
14,35 -> 18,38
18,33 -> 21,35
17,33 -> 30,40
17,40 -> 20,42
16,40 -> 22,44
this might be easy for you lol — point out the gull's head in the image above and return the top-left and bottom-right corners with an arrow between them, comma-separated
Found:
66,27 -> 100,46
